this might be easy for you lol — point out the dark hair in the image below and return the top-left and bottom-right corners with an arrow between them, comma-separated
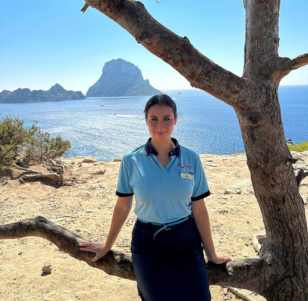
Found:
144,94 -> 177,119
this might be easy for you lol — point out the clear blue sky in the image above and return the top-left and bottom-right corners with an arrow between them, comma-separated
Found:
0,0 -> 307,94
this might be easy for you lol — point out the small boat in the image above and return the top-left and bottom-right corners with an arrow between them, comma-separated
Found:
101,102 -> 104,106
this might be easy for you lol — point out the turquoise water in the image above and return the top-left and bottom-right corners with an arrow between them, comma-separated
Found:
0,86 -> 307,161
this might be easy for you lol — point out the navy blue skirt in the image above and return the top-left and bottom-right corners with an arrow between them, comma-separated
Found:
131,216 -> 211,301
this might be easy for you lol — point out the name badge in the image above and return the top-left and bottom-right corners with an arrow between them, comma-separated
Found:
180,171 -> 194,180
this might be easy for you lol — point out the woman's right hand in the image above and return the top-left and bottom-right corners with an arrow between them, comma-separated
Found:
79,240 -> 110,262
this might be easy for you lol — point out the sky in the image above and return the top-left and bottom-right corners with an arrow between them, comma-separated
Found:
0,0 -> 307,94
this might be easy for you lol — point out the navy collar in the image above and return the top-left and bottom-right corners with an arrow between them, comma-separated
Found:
145,137 -> 181,158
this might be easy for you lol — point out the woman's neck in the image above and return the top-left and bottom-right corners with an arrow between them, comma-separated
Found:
150,138 -> 174,156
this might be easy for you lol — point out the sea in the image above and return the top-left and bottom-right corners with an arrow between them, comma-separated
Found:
0,86 -> 307,162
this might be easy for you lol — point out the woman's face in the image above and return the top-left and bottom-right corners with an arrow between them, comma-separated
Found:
146,104 -> 177,143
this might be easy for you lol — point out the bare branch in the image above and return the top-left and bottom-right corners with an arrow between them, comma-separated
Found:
285,156 -> 298,166
81,3 -> 89,12
13,164 -> 42,174
275,53 -> 308,81
252,233 -> 266,253
224,286 -> 258,301
296,169 -> 308,187
290,53 -> 308,70
19,173 -> 63,185
0,217 -> 265,292
83,0 -> 245,105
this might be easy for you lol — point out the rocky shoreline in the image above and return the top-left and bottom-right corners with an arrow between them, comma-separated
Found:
0,83 -> 85,103
0,152 -> 307,300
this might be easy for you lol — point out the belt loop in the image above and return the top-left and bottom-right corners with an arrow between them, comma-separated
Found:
164,224 -> 171,231
153,216 -> 190,240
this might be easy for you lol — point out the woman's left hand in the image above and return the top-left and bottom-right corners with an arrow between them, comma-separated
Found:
208,253 -> 231,264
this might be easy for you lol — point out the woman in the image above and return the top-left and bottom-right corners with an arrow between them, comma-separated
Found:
80,94 -> 231,301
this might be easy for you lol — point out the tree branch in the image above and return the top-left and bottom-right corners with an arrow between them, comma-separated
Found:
19,173 -> 63,185
296,169 -> 308,187
0,216 -> 135,280
83,0 -> 245,106
290,53 -> 308,70
275,53 -> 308,81
0,217 -> 266,292
224,286 -> 258,301
13,163 -> 42,174
81,3 -> 89,12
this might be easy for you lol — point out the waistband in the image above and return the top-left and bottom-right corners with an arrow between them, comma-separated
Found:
138,215 -> 192,227
137,215 -> 192,239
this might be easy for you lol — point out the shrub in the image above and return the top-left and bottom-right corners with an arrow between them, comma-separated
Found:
288,141 -> 308,152
0,117 -> 71,169
0,117 -> 30,168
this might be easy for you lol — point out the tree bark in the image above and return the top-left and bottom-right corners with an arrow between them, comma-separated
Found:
238,1 -> 308,299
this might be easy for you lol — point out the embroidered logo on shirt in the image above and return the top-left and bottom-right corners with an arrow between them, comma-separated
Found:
178,163 -> 191,169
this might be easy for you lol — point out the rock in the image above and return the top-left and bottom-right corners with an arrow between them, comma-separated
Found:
224,188 -> 241,195
223,288 -> 228,295
91,168 -> 106,176
42,263 -> 52,273
18,251 -> 22,255
80,157 -> 98,163
84,192 -> 92,199
86,59 -> 162,97
234,188 -> 241,194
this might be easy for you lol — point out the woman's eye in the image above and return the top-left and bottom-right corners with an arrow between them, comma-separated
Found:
151,118 -> 157,121
164,118 -> 170,121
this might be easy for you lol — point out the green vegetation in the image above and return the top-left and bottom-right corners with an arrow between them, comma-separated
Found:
288,141 -> 308,152
0,117 -> 71,169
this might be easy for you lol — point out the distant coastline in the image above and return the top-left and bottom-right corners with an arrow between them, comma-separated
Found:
0,83 -> 85,104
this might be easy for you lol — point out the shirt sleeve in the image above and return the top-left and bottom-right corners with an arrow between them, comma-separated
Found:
116,157 -> 134,197
191,156 -> 210,201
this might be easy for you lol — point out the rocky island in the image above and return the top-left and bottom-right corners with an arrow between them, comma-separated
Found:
86,58 -> 161,97
0,84 -> 85,103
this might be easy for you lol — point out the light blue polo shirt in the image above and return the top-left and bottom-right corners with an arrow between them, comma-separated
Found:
116,138 -> 210,224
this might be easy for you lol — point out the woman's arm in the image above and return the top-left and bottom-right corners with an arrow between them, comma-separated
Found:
192,199 -> 231,264
79,196 -> 133,262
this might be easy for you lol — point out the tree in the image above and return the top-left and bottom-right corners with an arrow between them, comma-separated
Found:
0,117 -> 29,169
0,117 -> 71,168
1,1 -> 308,300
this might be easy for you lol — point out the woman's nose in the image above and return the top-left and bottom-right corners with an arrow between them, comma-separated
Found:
157,121 -> 164,129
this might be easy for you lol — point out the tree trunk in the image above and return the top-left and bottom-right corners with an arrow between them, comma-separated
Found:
236,82 -> 308,300
235,0 -> 308,299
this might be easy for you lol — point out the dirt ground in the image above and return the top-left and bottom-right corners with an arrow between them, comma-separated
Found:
0,152 -> 307,301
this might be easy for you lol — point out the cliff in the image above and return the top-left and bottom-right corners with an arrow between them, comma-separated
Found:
0,84 -> 86,103
86,59 -> 161,97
